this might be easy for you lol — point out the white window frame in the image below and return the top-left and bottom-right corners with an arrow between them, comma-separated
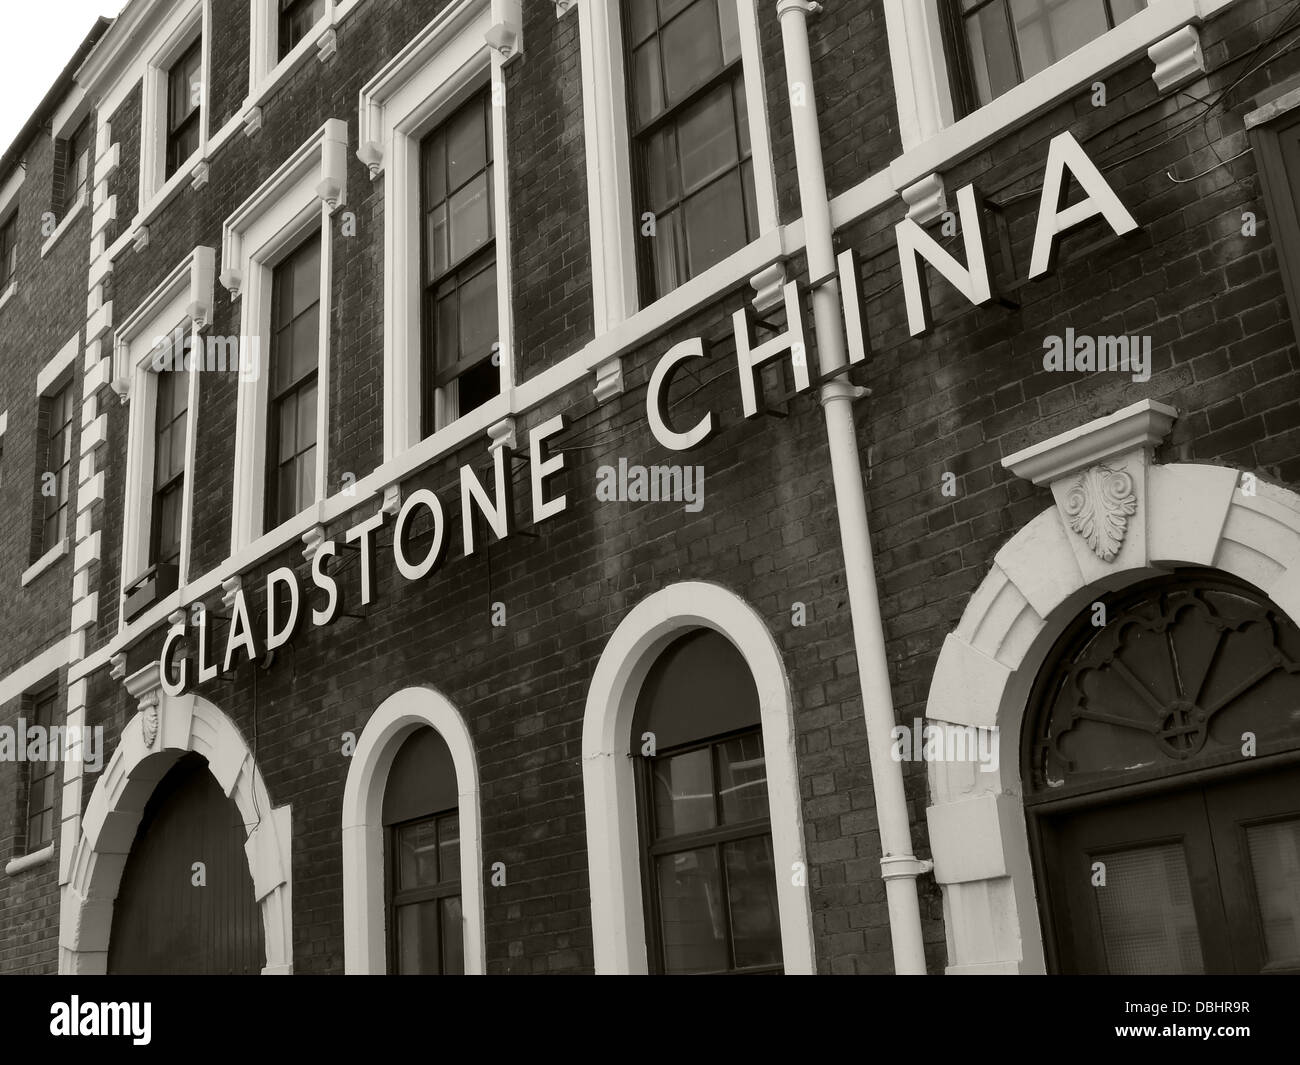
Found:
251,0 -> 365,100
0,167 -> 19,308
342,685 -> 486,974
221,119 -> 347,553
582,581 -> 816,974
24,335 -> 81,585
885,0 -> 1238,186
43,88 -> 94,256
357,0 -> 516,461
575,0 -> 780,332
139,1 -> 209,209
113,247 -> 214,612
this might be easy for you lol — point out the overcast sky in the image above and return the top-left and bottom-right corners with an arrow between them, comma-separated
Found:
0,1 -> 124,154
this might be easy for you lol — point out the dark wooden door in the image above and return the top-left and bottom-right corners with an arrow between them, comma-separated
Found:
1039,763 -> 1300,974
107,753 -> 264,974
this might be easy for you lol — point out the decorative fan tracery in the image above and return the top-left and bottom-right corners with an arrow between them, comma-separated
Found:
1025,573 -> 1300,795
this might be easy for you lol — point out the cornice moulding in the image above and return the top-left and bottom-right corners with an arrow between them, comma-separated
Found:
1002,399 -> 1179,486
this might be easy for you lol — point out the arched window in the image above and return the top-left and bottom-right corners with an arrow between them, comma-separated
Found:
1025,569 -> 1300,974
631,629 -> 782,974
382,727 -> 463,974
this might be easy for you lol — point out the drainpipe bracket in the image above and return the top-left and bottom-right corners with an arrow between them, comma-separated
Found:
880,855 -> 934,881
776,0 -> 822,17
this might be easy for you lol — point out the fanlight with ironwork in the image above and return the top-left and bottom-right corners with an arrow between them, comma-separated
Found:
1024,572 -> 1300,796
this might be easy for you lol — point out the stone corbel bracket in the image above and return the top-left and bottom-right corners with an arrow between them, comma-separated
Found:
357,0 -> 502,181
902,172 -> 946,225
1149,25 -> 1205,94
486,0 -> 524,62
111,245 -> 216,402
220,119 -> 350,299
1002,399 -> 1178,581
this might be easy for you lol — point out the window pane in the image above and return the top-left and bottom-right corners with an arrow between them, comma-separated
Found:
662,0 -> 724,106
683,168 -> 749,275
1010,0 -> 1108,80
456,358 -> 499,417
653,746 -> 715,838
425,203 -> 449,280
296,381 -> 317,452
723,835 -> 781,968
717,732 -> 768,825
733,77 -> 750,156
398,818 -> 441,889
448,173 -> 492,264
656,847 -> 729,973
650,207 -> 683,297
441,896 -> 465,974
276,460 -> 296,524
296,446 -> 316,511
719,0 -> 741,63
396,901 -> 441,974
291,240 -> 321,319
435,288 -> 459,372
965,3 -> 1019,105
631,40 -> 664,127
291,313 -> 319,383
627,0 -> 657,43
278,394 -> 297,461
646,127 -> 679,212
1092,842 -> 1205,974
438,814 -> 461,884
1246,819 -> 1300,966
423,133 -> 447,205
1111,0 -> 1147,20
659,0 -> 696,21
458,262 -> 498,362
677,83 -> 739,194
446,100 -> 487,194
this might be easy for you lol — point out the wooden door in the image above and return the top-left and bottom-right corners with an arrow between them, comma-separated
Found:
107,753 -> 264,974
1039,763 -> 1300,974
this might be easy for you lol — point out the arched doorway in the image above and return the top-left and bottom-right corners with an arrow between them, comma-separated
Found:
107,753 -> 264,974
1024,570 -> 1300,974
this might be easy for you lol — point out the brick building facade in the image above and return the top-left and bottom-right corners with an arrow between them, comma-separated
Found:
1,0 -> 1298,975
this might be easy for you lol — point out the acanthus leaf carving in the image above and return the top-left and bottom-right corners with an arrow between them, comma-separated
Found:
1062,463 -> 1137,562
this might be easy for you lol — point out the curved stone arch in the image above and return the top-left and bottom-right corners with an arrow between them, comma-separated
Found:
925,463 -> 1300,974
582,580 -> 816,974
341,685 -> 485,974
60,689 -> 292,974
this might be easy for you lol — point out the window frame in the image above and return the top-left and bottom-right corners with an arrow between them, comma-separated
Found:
417,86 -> 500,435
263,230 -> 323,531
1249,95 -> 1300,348
165,36 -> 204,181
357,0 -> 514,460
0,210 -> 17,293
114,246 -> 212,616
149,361 -> 189,570
577,0 -> 778,329
23,686 -> 60,854
59,116 -> 93,221
35,380 -> 75,562
385,807 -> 465,975
941,0 -> 1146,115
222,120 -> 345,553
635,724 -> 781,975
620,0 -> 760,305
139,2 -> 208,208
278,0 -> 329,61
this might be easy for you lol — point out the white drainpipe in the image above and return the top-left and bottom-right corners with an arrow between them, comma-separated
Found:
777,0 -> 931,975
